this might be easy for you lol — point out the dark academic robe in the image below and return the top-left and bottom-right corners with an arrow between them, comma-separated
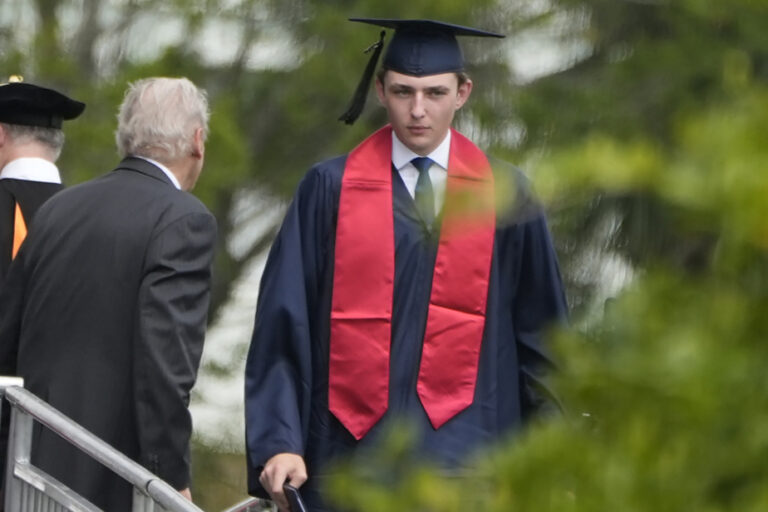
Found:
0,178 -> 63,283
0,157 -> 216,511
245,153 -> 568,511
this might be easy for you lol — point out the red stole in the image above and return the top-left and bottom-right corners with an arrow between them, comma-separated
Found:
329,125 -> 495,440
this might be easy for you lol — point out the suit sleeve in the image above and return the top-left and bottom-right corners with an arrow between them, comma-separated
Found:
133,210 -> 217,489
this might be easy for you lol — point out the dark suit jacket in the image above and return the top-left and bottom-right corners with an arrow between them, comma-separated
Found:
0,157 -> 216,511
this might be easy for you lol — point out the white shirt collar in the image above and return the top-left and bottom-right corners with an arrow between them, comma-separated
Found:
0,157 -> 61,184
391,129 -> 451,170
391,129 -> 450,213
135,156 -> 181,190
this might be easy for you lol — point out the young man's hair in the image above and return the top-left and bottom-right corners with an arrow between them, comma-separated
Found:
376,68 -> 470,87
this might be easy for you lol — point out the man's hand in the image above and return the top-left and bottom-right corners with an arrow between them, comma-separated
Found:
178,488 -> 192,501
259,453 -> 307,512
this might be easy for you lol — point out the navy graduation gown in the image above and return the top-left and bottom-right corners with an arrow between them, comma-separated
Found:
245,154 -> 567,509
0,179 -> 63,283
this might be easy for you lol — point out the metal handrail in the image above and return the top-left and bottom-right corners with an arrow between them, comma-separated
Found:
220,497 -> 267,512
3,385 -> 204,511
1,379 -> 271,511
0,376 -> 24,392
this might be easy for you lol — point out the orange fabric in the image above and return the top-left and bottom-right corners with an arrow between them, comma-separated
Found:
329,126 -> 495,439
12,202 -> 27,259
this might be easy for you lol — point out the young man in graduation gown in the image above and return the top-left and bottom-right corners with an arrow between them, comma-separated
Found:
245,19 -> 568,512
0,78 -> 85,284
0,77 -> 216,510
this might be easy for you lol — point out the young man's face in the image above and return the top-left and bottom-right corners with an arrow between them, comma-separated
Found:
375,70 -> 472,156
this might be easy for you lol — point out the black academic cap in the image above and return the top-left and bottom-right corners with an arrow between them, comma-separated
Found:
339,18 -> 504,124
0,81 -> 85,129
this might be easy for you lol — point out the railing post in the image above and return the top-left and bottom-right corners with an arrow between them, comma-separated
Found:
0,377 -> 24,512
133,485 -> 158,511
5,407 -> 34,511
0,376 -> 24,430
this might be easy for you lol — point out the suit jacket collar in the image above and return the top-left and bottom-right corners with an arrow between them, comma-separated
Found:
114,156 -> 177,188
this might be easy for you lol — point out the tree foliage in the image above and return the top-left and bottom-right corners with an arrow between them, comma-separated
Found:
0,0 -> 517,318
5,0 -> 767,508
329,85 -> 768,511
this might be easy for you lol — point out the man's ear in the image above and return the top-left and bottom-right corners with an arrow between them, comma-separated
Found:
455,79 -> 473,110
375,77 -> 386,105
191,127 -> 204,159
0,124 -> 6,147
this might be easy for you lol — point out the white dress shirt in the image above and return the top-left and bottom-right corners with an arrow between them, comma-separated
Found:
135,156 -> 181,190
392,130 -> 450,215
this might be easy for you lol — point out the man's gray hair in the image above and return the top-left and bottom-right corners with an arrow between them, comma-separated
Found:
1,123 -> 65,161
116,77 -> 209,163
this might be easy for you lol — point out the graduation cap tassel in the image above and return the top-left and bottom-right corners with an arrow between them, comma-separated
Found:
338,31 -> 386,125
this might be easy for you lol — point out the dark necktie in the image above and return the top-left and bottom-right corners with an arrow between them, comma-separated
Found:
411,157 -> 435,227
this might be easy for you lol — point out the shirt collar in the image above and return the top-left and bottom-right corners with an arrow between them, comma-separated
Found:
391,129 -> 451,170
134,156 -> 181,190
0,157 -> 61,184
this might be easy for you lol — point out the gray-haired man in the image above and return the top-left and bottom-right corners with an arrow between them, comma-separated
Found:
0,77 -> 216,510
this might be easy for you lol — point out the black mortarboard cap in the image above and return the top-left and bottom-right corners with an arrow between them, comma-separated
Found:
339,18 -> 504,124
0,81 -> 85,129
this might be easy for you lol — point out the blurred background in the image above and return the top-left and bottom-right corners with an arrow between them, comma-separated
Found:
2,0 -> 767,509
